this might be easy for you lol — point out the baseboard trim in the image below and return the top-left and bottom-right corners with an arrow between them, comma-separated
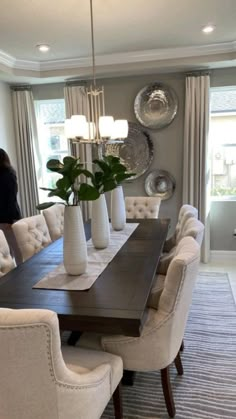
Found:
210,250 -> 236,261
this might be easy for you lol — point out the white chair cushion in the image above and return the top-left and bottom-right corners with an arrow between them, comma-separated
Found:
158,247 -> 176,275
43,204 -> 64,241
147,274 -> 166,309
0,230 -> 15,277
125,196 -> 161,219
62,346 -> 122,394
12,214 -> 52,262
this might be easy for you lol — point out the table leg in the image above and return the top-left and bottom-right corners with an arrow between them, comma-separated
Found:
122,370 -> 136,386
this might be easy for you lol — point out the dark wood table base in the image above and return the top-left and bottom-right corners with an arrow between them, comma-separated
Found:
122,370 -> 136,386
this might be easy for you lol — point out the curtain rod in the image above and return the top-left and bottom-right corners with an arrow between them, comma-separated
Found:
10,85 -> 32,91
185,70 -> 211,77
65,80 -> 88,87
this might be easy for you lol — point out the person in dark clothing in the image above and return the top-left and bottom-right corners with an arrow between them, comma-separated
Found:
0,148 -> 22,265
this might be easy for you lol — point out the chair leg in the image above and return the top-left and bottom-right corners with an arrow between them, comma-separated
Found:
174,351 -> 184,376
112,383 -> 123,419
161,366 -> 176,418
180,339 -> 184,352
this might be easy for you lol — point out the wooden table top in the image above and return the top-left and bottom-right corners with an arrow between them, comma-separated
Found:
0,218 -> 170,336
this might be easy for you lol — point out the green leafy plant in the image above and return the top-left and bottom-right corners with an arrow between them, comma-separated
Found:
211,186 -> 236,196
91,155 -> 134,193
36,155 -> 135,211
36,156 -> 99,210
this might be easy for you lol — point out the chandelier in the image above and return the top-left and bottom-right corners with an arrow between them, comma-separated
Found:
64,0 -> 128,149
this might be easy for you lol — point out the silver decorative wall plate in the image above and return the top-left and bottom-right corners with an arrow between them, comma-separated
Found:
134,82 -> 178,129
105,122 -> 153,180
145,170 -> 176,200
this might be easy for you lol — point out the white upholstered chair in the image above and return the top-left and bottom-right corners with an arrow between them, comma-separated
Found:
125,196 -> 161,219
12,214 -> 52,262
158,217 -> 204,275
149,217 -> 204,311
0,308 -> 123,419
0,230 -> 15,278
43,204 -> 65,241
78,237 -> 200,417
164,204 -> 198,254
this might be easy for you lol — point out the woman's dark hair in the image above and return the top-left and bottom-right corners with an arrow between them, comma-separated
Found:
0,148 -> 11,169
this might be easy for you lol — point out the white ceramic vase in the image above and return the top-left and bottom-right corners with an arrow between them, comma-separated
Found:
63,206 -> 87,275
111,185 -> 126,231
91,194 -> 110,249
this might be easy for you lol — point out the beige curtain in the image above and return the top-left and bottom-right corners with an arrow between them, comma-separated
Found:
182,74 -> 211,262
11,87 -> 39,218
64,85 -> 92,221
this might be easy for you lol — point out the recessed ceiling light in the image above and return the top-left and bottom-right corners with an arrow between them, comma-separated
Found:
202,24 -> 215,34
36,44 -> 50,52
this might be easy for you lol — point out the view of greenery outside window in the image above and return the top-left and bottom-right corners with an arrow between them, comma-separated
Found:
34,99 -> 68,203
210,89 -> 236,200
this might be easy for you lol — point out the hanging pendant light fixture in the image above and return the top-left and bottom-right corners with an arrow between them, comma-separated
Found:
65,0 -> 128,148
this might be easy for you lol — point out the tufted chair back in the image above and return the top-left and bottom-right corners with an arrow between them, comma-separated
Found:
179,217 -> 205,246
12,215 -> 52,262
158,214 -> 204,275
43,204 -> 65,241
175,204 -> 198,238
0,308 -> 123,419
0,231 -> 15,277
163,204 -> 198,255
125,196 -> 161,219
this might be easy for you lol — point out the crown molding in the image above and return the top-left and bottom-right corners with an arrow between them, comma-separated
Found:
0,41 -> 236,75
0,50 -> 16,68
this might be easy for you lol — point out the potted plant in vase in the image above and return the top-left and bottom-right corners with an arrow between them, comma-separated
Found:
91,155 -> 134,247
37,156 -> 99,276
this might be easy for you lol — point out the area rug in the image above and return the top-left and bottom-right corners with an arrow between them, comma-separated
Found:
102,272 -> 236,419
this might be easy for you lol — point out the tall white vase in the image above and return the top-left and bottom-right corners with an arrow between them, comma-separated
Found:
91,194 -> 110,249
63,206 -> 87,275
111,185 -> 126,231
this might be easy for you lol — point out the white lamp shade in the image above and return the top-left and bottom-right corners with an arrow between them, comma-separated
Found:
113,119 -> 128,139
99,116 -> 114,138
84,122 -> 96,140
71,115 -> 87,138
64,118 -> 74,139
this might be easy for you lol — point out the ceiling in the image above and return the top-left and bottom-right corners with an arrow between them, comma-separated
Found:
0,0 -> 236,84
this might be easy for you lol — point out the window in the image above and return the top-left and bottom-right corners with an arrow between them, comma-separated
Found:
210,89 -> 236,200
34,99 -> 69,203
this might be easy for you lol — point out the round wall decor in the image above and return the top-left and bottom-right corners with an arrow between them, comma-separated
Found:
145,169 -> 176,200
105,121 -> 153,180
134,82 -> 178,130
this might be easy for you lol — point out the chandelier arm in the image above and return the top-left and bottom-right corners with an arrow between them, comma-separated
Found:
90,0 -> 96,87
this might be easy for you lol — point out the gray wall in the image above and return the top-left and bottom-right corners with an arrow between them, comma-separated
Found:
0,82 -> 17,170
102,74 -> 185,235
210,201 -> 236,251
210,67 -> 236,251
32,83 -> 64,100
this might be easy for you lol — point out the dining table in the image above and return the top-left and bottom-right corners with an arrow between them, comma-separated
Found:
0,218 -> 170,337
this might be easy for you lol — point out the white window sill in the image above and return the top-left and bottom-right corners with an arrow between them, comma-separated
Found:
211,196 -> 236,202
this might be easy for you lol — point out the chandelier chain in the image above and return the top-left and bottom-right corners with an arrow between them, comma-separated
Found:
90,0 -> 96,87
